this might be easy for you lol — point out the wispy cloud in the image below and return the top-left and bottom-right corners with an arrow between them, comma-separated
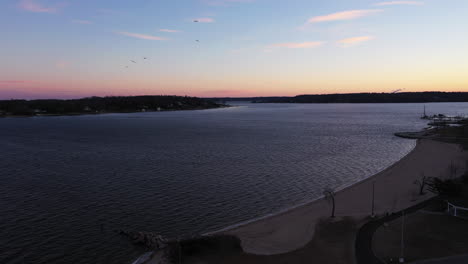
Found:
337,36 -> 374,47
307,9 -> 383,24
193,17 -> 215,23
116,32 -> 168,41
265,41 -> 325,52
18,0 -> 63,13
72,20 -> 93,25
159,29 -> 181,33
375,1 -> 424,6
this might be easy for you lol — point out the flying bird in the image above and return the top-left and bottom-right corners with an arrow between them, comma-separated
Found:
195,40 -> 200,42
130,60 -> 137,64
193,20 -> 199,23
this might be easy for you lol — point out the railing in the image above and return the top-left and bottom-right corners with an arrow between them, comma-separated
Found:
447,201 -> 468,217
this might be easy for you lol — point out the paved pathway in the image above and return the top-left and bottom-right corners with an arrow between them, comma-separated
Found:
355,198 -> 437,264
411,255 -> 468,264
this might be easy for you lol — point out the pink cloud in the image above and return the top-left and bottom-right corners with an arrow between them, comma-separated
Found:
193,17 -> 215,23
337,36 -> 374,47
116,32 -> 168,41
18,0 -> 62,13
308,9 -> 383,23
375,1 -> 423,6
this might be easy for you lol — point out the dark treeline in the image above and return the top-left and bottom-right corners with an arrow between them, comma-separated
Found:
206,97 -> 288,103
0,96 -> 223,116
253,92 -> 468,104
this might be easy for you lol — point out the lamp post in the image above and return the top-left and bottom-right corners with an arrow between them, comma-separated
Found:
371,181 -> 375,218
399,211 -> 405,263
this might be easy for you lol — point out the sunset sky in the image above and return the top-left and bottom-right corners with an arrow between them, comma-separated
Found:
1,0 -> 467,99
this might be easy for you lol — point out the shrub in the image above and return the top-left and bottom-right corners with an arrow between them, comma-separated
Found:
427,178 -> 463,197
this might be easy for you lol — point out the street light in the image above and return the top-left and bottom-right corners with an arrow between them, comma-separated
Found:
399,211 -> 405,263
371,181 -> 375,218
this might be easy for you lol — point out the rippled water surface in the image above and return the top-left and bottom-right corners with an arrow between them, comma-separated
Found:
1,102 -> 467,264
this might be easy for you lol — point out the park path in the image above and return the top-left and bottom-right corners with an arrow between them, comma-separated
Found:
411,254 -> 468,264
355,198 -> 437,264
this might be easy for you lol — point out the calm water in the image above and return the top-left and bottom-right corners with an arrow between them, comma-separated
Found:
1,103 -> 467,264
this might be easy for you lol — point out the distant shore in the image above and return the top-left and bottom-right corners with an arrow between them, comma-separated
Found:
0,95 -> 226,118
249,92 -> 468,104
208,92 -> 468,104
0,106 -> 230,118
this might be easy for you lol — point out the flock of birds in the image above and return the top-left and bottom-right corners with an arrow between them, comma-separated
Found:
124,20 -> 201,69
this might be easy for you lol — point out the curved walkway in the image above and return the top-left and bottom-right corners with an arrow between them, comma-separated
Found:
411,254 -> 468,264
355,197 -> 437,264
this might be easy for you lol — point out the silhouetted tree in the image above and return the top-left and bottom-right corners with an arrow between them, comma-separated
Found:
259,92 -> 468,104
413,173 -> 431,195
0,96 -> 222,116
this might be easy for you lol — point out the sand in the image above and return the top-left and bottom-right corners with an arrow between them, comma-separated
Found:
212,139 -> 468,255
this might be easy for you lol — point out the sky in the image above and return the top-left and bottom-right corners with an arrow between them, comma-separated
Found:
0,0 -> 467,99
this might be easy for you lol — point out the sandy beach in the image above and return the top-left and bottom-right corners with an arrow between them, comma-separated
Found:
212,139 -> 468,255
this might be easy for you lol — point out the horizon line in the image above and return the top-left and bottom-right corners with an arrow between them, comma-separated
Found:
1,91 -> 468,101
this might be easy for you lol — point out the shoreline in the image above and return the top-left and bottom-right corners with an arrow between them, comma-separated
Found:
204,140 -> 417,236
0,105 -> 231,119
212,139 -> 467,255
138,139 -> 420,264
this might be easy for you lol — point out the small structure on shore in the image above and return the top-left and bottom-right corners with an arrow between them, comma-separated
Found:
33,109 -> 47,114
428,114 -> 466,126
419,106 -> 466,126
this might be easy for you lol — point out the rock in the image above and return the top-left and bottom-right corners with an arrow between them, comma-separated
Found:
118,230 -> 169,250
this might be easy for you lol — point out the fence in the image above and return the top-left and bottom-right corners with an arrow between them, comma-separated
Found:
447,201 -> 468,217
